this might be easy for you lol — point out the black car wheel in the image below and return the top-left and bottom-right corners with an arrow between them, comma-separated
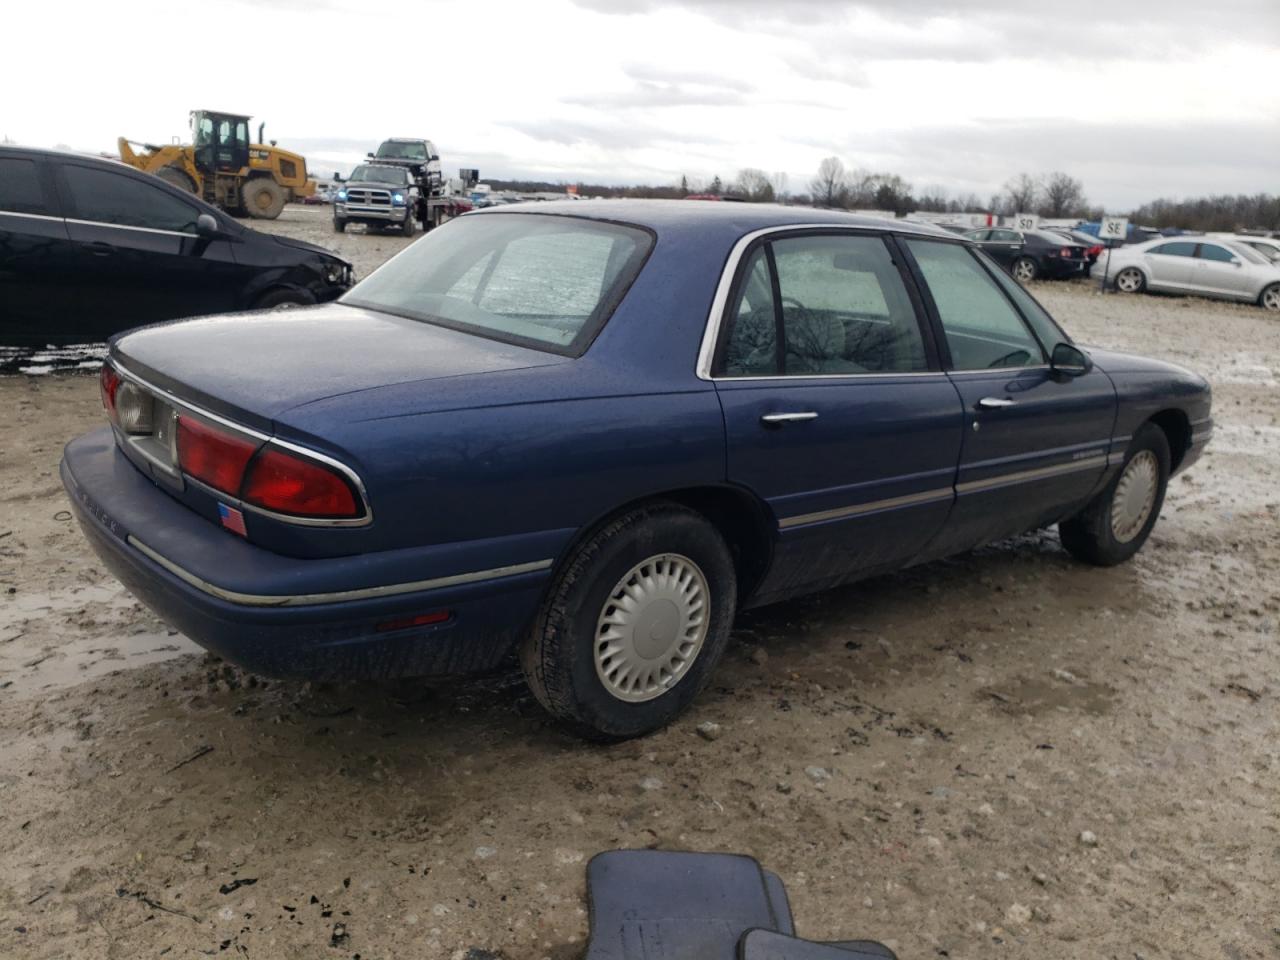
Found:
1012,257 -> 1038,282
521,502 -> 737,741
254,288 -> 315,310
400,215 -> 415,237
1059,423 -> 1170,566
333,217 -> 346,233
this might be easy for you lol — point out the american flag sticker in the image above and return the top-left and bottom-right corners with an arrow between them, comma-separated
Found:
218,503 -> 248,537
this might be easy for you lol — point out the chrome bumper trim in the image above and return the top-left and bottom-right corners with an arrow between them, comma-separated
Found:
127,536 -> 553,608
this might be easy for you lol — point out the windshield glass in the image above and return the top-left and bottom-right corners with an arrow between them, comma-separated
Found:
1245,241 -> 1280,262
376,141 -> 427,160
349,165 -> 407,184
343,213 -> 653,355
1224,241 -> 1268,265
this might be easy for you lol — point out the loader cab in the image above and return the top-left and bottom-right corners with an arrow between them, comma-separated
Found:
190,110 -> 250,175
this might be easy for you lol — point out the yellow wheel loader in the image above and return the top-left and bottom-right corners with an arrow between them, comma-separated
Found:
118,110 -> 316,219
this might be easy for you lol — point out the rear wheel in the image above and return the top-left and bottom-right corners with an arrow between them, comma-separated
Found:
1011,257 -> 1038,282
155,165 -> 197,195
1259,283 -> 1280,312
1115,267 -> 1146,294
520,502 -> 737,741
242,178 -> 287,220
1059,423 -> 1170,566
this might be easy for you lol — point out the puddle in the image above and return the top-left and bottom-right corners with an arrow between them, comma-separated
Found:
979,672 -> 1117,716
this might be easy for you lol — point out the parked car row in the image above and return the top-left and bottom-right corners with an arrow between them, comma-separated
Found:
1093,236 -> 1280,311
0,146 -> 353,346
963,227 -> 1092,281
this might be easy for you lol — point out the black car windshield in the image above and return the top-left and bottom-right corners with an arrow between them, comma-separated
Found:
349,165 -> 407,184
343,213 -> 653,355
376,141 -> 426,160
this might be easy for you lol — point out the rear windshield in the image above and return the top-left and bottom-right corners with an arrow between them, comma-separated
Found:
342,213 -> 653,355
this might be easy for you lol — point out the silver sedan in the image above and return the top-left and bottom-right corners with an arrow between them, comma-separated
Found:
1092,237 -> 1280,311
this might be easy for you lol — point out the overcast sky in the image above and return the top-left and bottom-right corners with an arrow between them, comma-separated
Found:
4,0 -> 1277,210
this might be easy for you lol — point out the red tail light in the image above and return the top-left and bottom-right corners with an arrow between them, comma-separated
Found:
1089,245 -> 1103,257
1060,247 -> 1074,258
242,447 -> 359,518
177,416 -> 262,496
100,364 -> 120,417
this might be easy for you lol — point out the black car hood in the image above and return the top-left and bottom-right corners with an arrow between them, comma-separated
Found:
111,302 -> 568,429
270,233 -> 348,263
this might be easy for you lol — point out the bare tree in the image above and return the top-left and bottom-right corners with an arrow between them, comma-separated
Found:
771,171 -> 790,202
810,157 -> 848,208
1002,173 -> 1040,215
733,168 -> 775,202
1039,172 -> 1086,218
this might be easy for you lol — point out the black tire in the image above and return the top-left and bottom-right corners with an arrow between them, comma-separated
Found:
333,217 -> 346,233
1115,267 -> 1146,294
1011,257 -> 1038,283
1259,283 -> 1280,312
253,288 -> 314,310
1059,423 -> 1171,566
155,165 -> 197,195
520,502 -> 737,741
242,178 -> 287,220
400,214 -> 415,237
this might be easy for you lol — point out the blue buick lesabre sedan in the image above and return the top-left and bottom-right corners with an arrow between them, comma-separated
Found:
62,202 -> 1212,739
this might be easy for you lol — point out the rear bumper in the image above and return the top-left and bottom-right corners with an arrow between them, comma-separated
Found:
1043,257 -> 1090,278
61,429 -> 551,680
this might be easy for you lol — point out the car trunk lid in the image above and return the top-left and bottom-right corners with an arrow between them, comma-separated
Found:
111,302 -> 568,430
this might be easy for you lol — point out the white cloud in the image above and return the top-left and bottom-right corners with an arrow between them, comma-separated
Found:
2,0 -> 1277,209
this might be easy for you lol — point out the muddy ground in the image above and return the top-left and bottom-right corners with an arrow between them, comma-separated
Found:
2,207 -> 1278,960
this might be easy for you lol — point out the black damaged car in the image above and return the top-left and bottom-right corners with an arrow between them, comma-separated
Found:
0,146 -> 353,347
964,226 -> 1092,283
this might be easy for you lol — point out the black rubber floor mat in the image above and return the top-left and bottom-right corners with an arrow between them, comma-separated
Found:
761,871 -> 795,937
740,929 -> 898,960
582,850 -> 792,960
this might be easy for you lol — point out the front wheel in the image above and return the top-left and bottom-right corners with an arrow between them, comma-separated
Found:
1115,267 -> 1146,294
520,502 -> 737,741
399,214 -> 415,237
242,178 -> 287,219
1259,283 -> 1280,312
1059,423 -> 1170,566
332,217 -> 346,233
1011,257 -> 1038,283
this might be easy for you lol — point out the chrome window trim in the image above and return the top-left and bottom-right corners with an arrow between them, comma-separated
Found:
0,210 -> 63,223
695,223 -> 936,382
110,360 -> 374,527
65,217 -> 199,239
947,365 -> 1052,376
128,536 -> 553,608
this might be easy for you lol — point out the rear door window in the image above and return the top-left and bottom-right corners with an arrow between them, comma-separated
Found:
721,234 -> 929,376
0,157 -> 51,216
1149,241 -> 1197,257
62,164 -> 200,233
904,239 -> 1044,370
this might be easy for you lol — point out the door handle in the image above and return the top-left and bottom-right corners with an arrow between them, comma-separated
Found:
976,397 -> 1016,409
760,411 -> 819,425
86,242 -> 115,257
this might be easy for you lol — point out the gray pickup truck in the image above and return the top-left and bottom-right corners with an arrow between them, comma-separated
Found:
333,164 -> 419,235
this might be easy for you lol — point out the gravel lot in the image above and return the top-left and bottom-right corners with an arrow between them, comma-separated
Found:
2,207 -> 1278,960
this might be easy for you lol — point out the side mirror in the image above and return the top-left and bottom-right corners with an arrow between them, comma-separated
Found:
429,154 -> 440,162
1050,342 -> 1092,378
332,172 -> 343,183
1230,257 -> 1242,266
366,152 -> 375,158
195,213 -> 219,237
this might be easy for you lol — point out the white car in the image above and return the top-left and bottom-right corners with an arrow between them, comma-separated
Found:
1092,236 -> 1280,311
1208,233 -> 1280,264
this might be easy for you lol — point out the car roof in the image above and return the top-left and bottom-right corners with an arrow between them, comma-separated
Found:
467,199 -> 960,241
0,143 -> 123,164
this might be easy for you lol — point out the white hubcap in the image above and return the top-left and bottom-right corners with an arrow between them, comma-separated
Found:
1117,270 -> 1142,293
1014,261 -> 1035,281
1111,450 -> 1159,543
1263,287 -> 1280,311
594,553 -> 710,703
